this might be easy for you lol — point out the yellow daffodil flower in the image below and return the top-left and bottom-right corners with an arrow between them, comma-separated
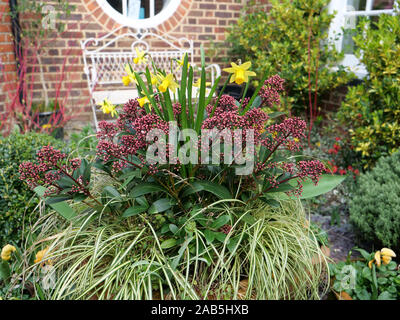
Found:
193,78 -> 211,88
42,124 -> 52,130
138,95 -> 150,108
150,73 -> 159,86
158,73 -> 179,93
122,76 -> 131,86
176,54 -> 190,70
133,47 -> 147,65
123,64 -> 138,86
223,61 -> 256,85
1,244 -> 16,261
34,247 -> 52,266
99,99 -> 118,118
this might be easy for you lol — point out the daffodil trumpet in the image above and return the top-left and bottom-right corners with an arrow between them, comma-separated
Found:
99,99 -> 118,118
133,47 -> 148,65
223,61 -> 256,85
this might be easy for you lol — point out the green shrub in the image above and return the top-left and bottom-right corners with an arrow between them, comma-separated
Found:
349,152 -> 400,249
224,0 -> 352,113
0,132 -> 65,247
339,13 -> 400,168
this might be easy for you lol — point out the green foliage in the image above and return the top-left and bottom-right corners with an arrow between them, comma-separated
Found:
18,199 -> 328,300
330,248 -> 400,300
224,0 -> 352,113
8,0 -> 75,38
349,151 -> 400,249
339,14 -> 400,168
68,124 -> 97,158
0,132 -> 65,247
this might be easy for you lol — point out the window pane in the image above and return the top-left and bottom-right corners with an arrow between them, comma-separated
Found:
124,0 -> 168,19
342,16 -> 363,54
127,0 -> 141,18
346,0 -> 367,11
372,0 -> 395,9
108,0 -> 122,14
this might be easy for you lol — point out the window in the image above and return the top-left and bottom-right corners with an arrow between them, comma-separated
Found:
96,0 -> 181,28
328,0 -> 399,77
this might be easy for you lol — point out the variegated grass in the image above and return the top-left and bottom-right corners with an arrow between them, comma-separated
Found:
20,199 -> 329,300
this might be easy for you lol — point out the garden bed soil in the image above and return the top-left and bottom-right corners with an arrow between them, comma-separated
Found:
311,213 -> 358,263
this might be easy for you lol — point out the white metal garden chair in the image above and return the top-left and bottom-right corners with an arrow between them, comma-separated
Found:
81,26 -> 221,130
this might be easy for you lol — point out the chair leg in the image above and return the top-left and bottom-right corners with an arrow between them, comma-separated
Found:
91,99 -> 99,132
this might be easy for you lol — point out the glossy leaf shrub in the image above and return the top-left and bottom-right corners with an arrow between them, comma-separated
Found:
225,0 -> 352,113
339,14 -> 400,168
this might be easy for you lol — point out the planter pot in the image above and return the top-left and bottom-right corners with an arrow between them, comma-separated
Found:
35,111 -> 64,140
217,84 -> 255,101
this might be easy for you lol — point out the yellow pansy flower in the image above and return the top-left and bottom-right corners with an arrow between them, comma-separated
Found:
133,47 -> 147,65
193,78 -> 211,88
34,247 -> 52,266
381,248 -> 396,258
381,248 -> 396,265
374,250 -> 381,267
99,99 -> 118,118
368,248 -> 396,269
138,95 -> 150,108
158,73 -> 179,93
1,244 -> 16,261
223,61 -> 256,85
382,255 -> 392,265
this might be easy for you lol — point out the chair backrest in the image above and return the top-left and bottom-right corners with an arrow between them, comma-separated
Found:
81,26 -> 221,131
81,26 -> 194,94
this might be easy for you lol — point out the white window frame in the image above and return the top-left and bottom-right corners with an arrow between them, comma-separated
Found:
328,0 -> 399,78
96,0 -> 181,29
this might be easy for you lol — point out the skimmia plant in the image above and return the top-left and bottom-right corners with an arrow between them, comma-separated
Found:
14,47 -> 346,300
19,48 -> 344,228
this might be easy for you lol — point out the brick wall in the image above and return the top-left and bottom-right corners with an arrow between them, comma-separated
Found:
0,0 -> 17,116
15,0 -> 248,131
